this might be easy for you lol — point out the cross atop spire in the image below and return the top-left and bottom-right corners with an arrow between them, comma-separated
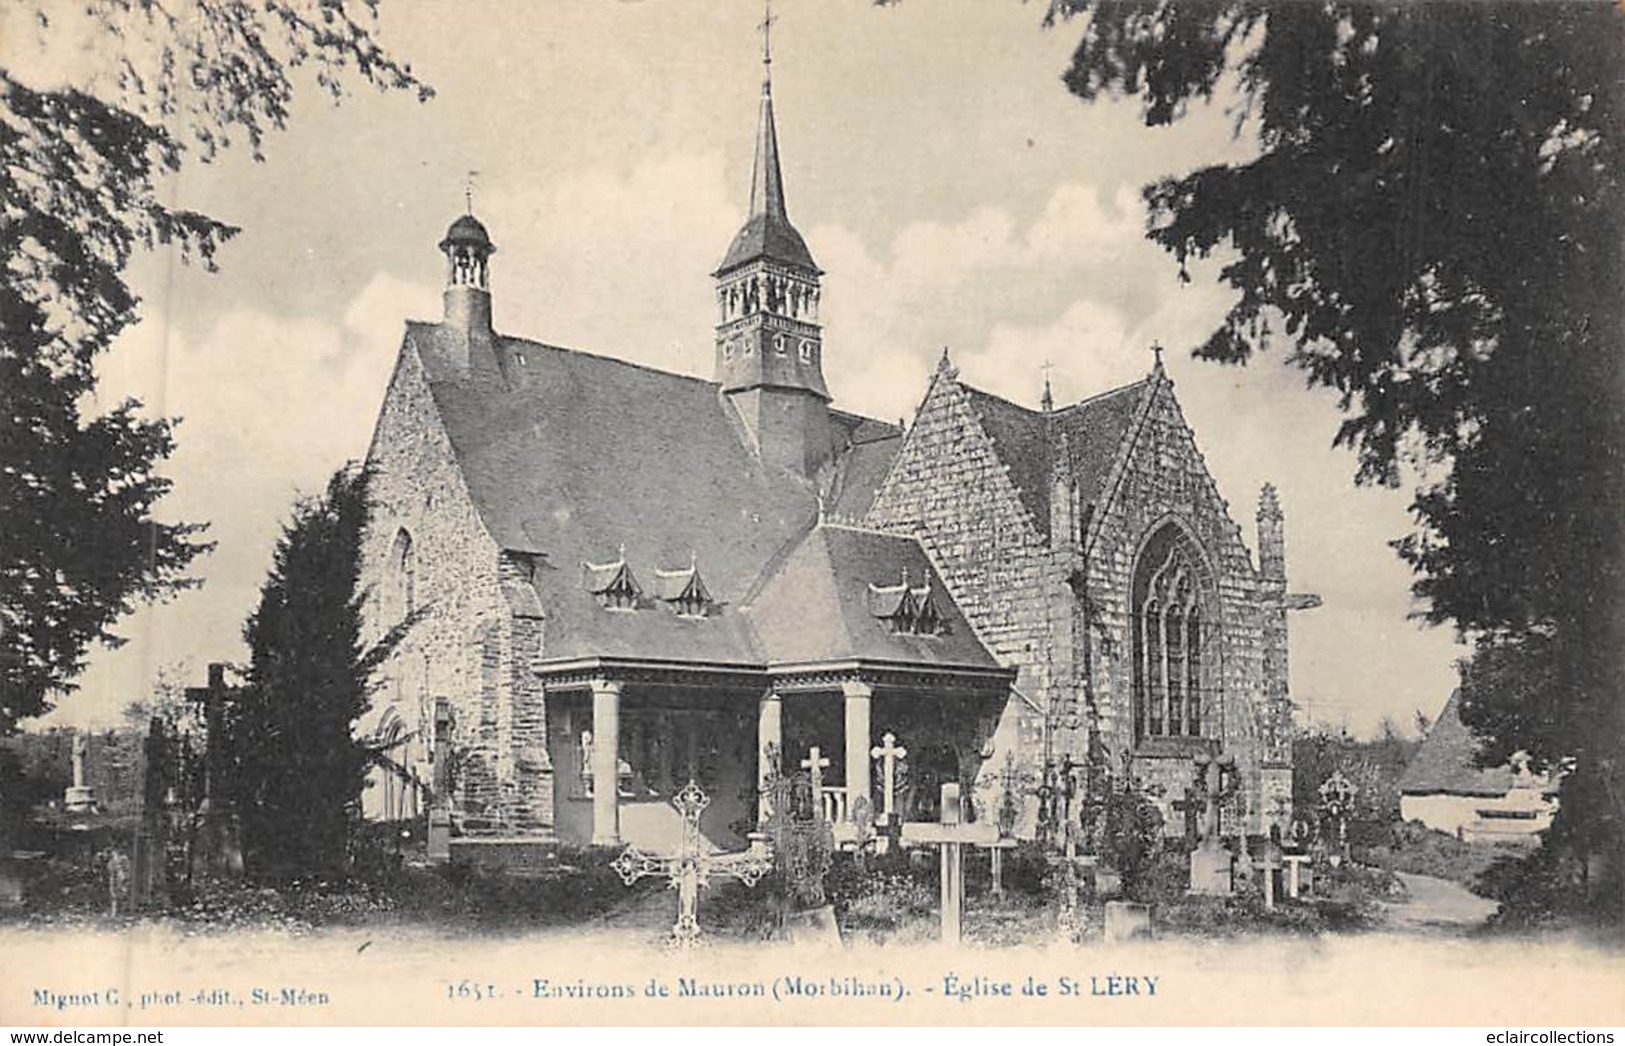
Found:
760,0 -> 777,85
1151,341 -> 1165,368
463,170 -> 479,215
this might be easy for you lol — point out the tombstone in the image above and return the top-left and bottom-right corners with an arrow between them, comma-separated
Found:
1103,900 -> 1153,942
105,848 -> 131,917
761,763 -> 838,943
610,780 -> 773,949
1259,837 -> 1284,909
63,732 -> 97,813
427,698 -> 453,863
185,663 -> 243,878
1282,853 -> 1313,899
1188,752 -> 1235,896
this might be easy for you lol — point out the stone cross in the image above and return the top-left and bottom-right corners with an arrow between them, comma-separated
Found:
869,733 -> 907,821
610,780 -> 773,949
900,782 -> 1000,945
800,746 -> 830,797
1318,769 -> 1358,859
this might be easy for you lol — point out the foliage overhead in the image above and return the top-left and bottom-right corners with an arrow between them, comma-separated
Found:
0,1 -> 429,732
1052,0 -> 1624,918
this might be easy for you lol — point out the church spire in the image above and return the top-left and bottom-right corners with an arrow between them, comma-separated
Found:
749,0 -> 788,224
714,3 -> 831,477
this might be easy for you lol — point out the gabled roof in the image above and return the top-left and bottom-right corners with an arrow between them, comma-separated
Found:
960,377 -> 1150,539
401,322 -> 905,668
743,523 -> 1003,671
1399,689 -> 1519,797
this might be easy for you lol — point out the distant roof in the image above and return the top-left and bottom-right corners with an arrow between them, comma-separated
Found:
402,323 -> 944,674
1399,689 -> 1519,797
960,378 -> 1150,539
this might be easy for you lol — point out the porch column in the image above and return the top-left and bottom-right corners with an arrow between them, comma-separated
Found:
757,690 -> 782,826
843,679 -> 873,822
590,678 -> 621,846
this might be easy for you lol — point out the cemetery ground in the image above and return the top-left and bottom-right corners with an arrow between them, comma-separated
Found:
0,815 -> 1556,945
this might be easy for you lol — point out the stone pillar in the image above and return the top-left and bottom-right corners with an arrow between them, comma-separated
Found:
591,679 -> 621,846
757,690 -> 782,826
842,679 -> 873,822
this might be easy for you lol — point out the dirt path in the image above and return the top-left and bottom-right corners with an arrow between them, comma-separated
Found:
1380,870 -> 1499,934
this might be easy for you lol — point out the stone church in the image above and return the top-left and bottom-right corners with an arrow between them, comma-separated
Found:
358,51 -> 1299,856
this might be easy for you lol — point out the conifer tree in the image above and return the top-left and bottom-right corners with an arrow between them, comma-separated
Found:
226,465 -> 400,882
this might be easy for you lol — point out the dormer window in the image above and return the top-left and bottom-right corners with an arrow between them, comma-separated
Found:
583,546 -> 642,611
653,554 -> 716,619
867,570 -> 947,636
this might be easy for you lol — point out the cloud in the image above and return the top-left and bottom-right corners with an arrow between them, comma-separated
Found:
58,276 -> 428,727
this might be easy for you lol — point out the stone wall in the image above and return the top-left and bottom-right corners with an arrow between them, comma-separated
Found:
864,365 -> 1064,819
359,340 -> 551,836
865,365 -> 1289,837
1074,374 -> 1275,834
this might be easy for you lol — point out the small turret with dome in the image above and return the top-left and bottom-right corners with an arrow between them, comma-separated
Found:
438,189 -> 497,364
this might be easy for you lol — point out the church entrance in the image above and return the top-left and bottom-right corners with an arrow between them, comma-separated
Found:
545,686 -> 755,851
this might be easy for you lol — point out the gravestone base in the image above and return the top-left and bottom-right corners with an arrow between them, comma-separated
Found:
0,853 -> 41,909
427,808 -> 452,864
1103,901 -> 1153,942
784,904 -> 842,948
1189,845 -> 1234,896
63,786 -> 97,814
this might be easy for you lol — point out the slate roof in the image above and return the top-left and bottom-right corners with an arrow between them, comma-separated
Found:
404,323 -> 985,678
742,523 -> 1004,671
1399,689 -> 1518,797
716,83 -> 819,275
961,378 -> 1150,539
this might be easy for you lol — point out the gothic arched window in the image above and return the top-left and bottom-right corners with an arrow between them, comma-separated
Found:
386,528 -> 415,622
1132,524 -> 1211,741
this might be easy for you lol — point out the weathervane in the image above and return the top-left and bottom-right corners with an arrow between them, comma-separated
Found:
463,170 -> 480,215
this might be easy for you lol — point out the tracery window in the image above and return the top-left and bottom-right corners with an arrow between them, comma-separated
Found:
1132,524 -> 1209,741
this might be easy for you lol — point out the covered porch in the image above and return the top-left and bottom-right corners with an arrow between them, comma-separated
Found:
539,657 -> 1012,852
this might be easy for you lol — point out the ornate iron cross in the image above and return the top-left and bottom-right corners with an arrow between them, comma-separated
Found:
610,779 -> 773,949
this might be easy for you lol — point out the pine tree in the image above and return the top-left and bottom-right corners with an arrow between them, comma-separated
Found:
226,465 -> 396,883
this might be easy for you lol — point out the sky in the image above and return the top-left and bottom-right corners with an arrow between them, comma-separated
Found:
25,0 -> 1464,737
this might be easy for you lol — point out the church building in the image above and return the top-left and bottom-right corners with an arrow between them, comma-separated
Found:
358,43 -> 1300,857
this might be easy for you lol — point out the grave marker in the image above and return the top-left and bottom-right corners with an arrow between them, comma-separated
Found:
610,780 -> 772,949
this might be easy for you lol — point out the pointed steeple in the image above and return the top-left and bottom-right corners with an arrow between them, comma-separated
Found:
716,2 -> 818,277
713,5 -> 831,477
749,25 -> 789,226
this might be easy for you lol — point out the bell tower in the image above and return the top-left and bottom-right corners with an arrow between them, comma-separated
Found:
435,191 -> 497,378
714,4 -> 830,476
